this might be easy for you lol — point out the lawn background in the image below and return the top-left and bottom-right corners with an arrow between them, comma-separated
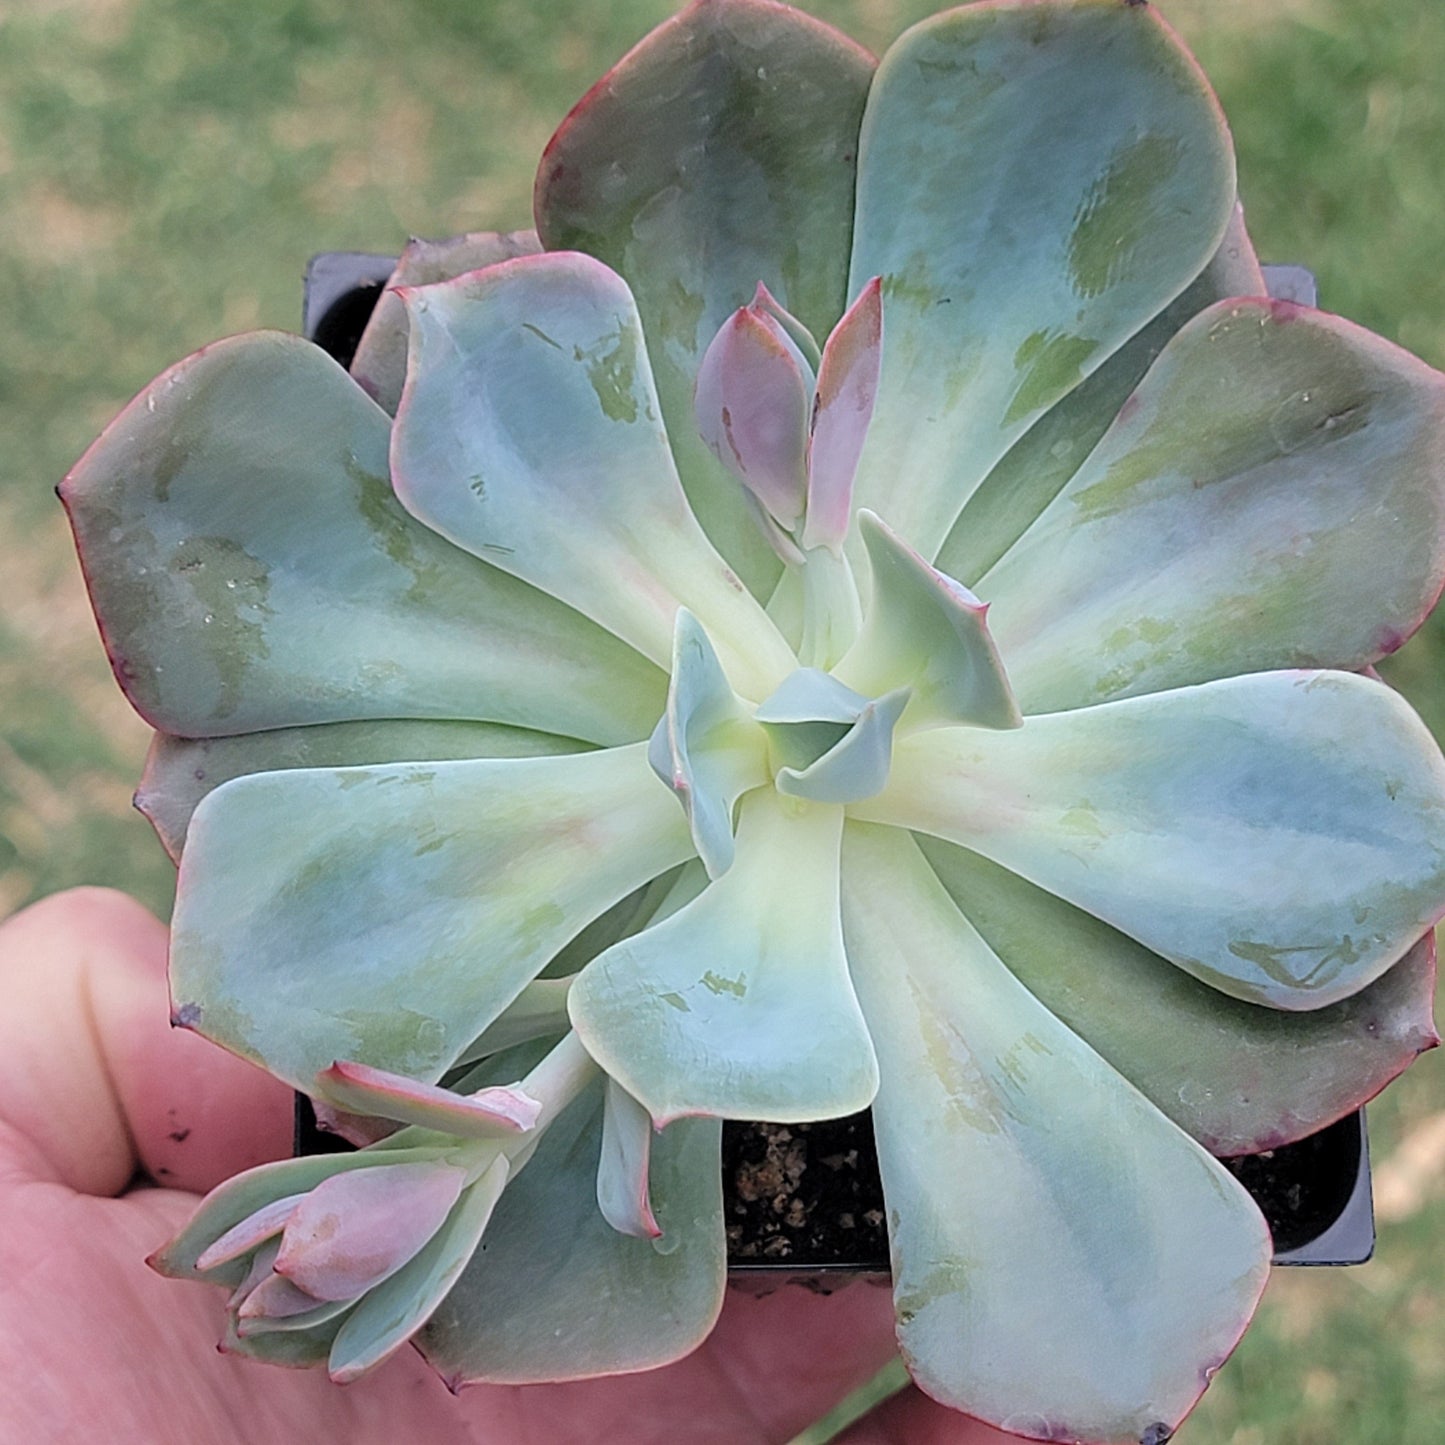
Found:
1,1 -> 1443,1440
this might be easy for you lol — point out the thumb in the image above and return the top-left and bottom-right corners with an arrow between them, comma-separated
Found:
0,887 -> 292,1196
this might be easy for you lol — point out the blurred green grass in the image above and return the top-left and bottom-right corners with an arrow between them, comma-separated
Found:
1,1 -> 1443,1440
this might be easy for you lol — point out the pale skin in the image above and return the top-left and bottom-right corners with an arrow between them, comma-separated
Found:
0,888 -> 1013,1445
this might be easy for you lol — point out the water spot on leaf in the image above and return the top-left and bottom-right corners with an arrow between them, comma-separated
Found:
166,534 -> 273,720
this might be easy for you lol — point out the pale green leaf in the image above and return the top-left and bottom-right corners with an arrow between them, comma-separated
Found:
139,717 -> 589,862
981,298 -> 1445,712
853,671 -> 1445,1008
170,745 -> 695,1089
842,823 -> 1270,1444
849,0 -> 1235,560
569,790 -> 878,1123
536,0 -> 874,595
920,837 -> 1440,1155
393,253 -> 796,700
59,331 -> 665,745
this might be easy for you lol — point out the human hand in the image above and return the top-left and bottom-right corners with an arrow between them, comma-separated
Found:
0,888 -> 1013,1445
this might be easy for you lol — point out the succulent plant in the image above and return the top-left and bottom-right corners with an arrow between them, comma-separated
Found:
59,0 -> 1445,1440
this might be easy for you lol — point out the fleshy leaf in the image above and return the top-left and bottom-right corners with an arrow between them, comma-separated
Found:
150,1148 -> 450,1286
833,510 -> 1021,731
59,331 -> 664,745
170,745 -> 695,1089
853,671 -> 1445,1009
803,276 -> 882,554
980,297 -> 1445,712
219,1306 -> 345,1370
754,667 -> 868,724
350,229 -> 542,414
392,253 -> 795,700
776,686 -> 910,806
536,0 -> 874,595
315,1061 -> 541,1138
937,202 -> 1265,584
921,838 -> 1440,1156
237,1275 -> 342,1329
327,1157 -> 510,1383
419,1063 -> 724,1386
138,718 -> 589,862
194,1193 -> 306,1272
693,298 -> 812,530
849,0 -> 1235,560
453,978 -> 573,1065
648,609 -> 770,879
597,1077 -> 662,1240
841,823 -> 1270,1445
569,790 -> 878,1124
276,1161 -> 468,1302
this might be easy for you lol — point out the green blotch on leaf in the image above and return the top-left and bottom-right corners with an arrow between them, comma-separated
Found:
659,991 -> 691,1013
347,455 -> 449,603
573,329 -> 639,424
1058,800 -> 1108,841
1002,330 -> 1099,427
1068,135 -> 1185,299
701,970 -> 747,998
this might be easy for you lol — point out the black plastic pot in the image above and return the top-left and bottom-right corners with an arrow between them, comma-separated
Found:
296,250 -> 1376,1274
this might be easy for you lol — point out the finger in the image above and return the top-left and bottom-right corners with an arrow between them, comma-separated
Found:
703,1280 -> 903,1441
504,1278 -> 903,1444
0,888 -> 292,1196
834,1383 -> 1024,1445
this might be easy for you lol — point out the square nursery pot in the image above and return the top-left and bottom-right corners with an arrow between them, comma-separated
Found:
295,251 -> 1377,1283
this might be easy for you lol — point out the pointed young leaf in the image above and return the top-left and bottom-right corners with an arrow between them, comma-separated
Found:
351,229 -> 542,414
841,824 -> 1270,1445
150,1148 -> 451,1286
570,790 -> 878,1124
194,1193 -> 306,1272
598,1078 -> 662,1240
138,718 -> 589,862
850,0 -> 1235,559
59,332 -> 664,745
393,253 -> 796,701
754,667 -> 868,725
219,1305 -> 345,1370
316,1061 -> 541,1138
327,1157 -> 510,1383
980,298 -> 1445,712
536,0 -> 874,595
694,302 -> 812,530
170,746 -> 695,1089
419,1076 -> 724,1385
921,838 -> 1440,1156
804,277 -> 882,554
776,686 -> 910,806
648,609 -> 770,879
237,1274 -> 339,1328
937,202 -> 1265,583
833,511 -> 1021,731
855,672 -> 1445,1009
276,1162 -> 468,1302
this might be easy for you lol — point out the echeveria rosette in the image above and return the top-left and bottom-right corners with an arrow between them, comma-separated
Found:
57,1 -> 1445,1441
